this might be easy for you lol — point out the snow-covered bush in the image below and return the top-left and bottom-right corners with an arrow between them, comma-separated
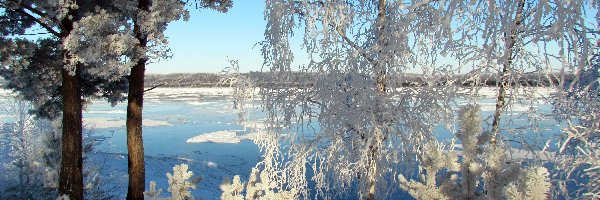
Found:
220,167 -> 298,200
0,99 -> 60,199
399,105 -> 551,199
145,164 -> 200,200
0,96 -> 116,199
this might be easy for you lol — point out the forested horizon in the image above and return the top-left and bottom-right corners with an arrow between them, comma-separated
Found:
141,71 -> 574,88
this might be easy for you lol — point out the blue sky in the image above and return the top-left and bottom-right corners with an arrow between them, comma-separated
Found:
147,1 -> 266,74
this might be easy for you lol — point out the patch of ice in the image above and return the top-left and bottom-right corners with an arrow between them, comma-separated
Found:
478,104 -> 535,112
144,87 -> 235,97
186,130 -> 257,144
84,117 -> 124,129
83,117 -> 171,129
144,119 -> 172,127
186,131 -> 241,144
188,101 -> 216,106
84,110 -> 126,114
206,161 -> 218,168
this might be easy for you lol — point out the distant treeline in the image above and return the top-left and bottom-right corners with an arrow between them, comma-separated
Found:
145,72 -> 573,88
0,72 -> 574,89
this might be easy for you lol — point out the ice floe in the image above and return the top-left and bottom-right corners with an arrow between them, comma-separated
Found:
83,117 -> 172,129
186,130 -> 256,144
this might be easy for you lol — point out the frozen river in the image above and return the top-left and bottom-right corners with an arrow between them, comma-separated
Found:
83,88 -> 262,198
1,87 -> 564,198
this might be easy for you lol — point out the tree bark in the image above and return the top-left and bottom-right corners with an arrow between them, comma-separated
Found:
126,0 -> 150,199
59,65 -> 83,200
490,0 -> 525,147
366,1 -> 387,199
59,4 -> 84,199
488,1 -> 525,198
375,0 -> 387,94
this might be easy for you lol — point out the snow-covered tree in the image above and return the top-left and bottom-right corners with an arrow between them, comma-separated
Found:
255,0 -> 468,199
0,96 -> 115,199
0,98 -> 59,199
124,1 -> 231,198
434,0 -> 596,198
446,0 -> 597,148
549,9 -> 600,197
0,37 -> 128,119
252,0 -> 598,199
0,1 -> 137,198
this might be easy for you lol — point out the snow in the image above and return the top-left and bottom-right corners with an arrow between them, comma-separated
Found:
145,87 -> 233,97
83,110 -> 126,114
186,130 -> 256,144
187,101 -> 217,106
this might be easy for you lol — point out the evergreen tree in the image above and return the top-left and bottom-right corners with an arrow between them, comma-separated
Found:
0,1 -> 131,198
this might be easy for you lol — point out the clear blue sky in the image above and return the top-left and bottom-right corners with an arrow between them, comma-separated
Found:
147,1 -> 266,74
141,1 -> 598,74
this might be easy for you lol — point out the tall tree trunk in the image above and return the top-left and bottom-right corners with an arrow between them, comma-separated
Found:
59,4 -> 84,199
126,0 -> 150,199
487,1 -> 525,199
366,1 -> 387,199
490,0 -> 525,147
60,65 -> 83,200
375,0 -> 387,94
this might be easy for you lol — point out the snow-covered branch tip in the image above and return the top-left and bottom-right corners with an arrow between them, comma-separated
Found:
144,164 -> 200,200
220,167 -> 298,200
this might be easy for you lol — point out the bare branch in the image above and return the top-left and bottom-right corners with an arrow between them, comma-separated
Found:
144,83 -> 166,92
12,8 -> 60,36
335,26 -> 375,65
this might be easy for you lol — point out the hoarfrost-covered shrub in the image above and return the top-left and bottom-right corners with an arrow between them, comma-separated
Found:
145,164 -> 200,200
167,164 -> 197,199
220,175 -> 244,200
220,167 -> 298,200
504,166 -> 551,200
145,181 -> 163,200
0,98 -> 116,199
0,99 -> 59,199
399,105 -> 550,199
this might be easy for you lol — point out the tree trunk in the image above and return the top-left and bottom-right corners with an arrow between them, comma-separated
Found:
490,0 -> 525,147
366,1 -> 387,199
59,4 -> 84,199
375,0 -> 387,94
126,0 -> 150,199
59,64 -> 83,200
488,1 -> 525,199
